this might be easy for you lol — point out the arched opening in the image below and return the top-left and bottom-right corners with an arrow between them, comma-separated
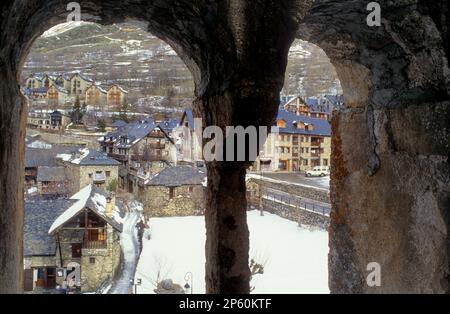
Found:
21,19 -> 201,293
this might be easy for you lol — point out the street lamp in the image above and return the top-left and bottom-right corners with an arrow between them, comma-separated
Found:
134,278 -> 142,294
184,272 -> 193,294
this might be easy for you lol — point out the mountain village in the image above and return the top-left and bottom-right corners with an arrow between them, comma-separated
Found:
21,21 -> 342,295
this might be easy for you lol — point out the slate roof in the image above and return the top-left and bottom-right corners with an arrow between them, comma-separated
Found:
23,87 -> 48,95
49,184 -> 123,234
146,165 -> 206,187
77,149 -> 121,166
57,148 -> 121,166
102,119 -> 174,148
25,145 -> 80,168
24,199 -> 77,256
276,109 -> 331,136
159,119 -> 180,132
37,166 -> 67,182
181,108 -> 195,129
111,120 -> 127,128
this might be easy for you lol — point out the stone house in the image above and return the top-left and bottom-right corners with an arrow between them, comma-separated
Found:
24,140 -> 79,194
252,108 -> 331,172
36,166 -> 71,199
56,148 -> 121,194
24,185 -> 122,293
140,165 -> 206,218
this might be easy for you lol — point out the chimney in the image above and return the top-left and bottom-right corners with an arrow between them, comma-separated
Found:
106,192 -> 116,218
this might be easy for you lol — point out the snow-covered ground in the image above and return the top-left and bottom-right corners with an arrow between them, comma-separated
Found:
135,210 -> 329,294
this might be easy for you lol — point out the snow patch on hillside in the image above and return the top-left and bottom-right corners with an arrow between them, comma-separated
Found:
42,21 -> 96,37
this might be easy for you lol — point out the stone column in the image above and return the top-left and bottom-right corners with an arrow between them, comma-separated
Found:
0,68 -> 26,293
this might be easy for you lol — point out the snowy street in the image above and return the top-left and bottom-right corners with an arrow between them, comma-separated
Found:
109,203 -> 142,294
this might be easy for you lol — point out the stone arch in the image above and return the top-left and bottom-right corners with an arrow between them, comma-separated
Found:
1,0 -> 308,294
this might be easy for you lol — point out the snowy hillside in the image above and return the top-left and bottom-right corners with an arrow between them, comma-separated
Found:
134,210 -> 329,294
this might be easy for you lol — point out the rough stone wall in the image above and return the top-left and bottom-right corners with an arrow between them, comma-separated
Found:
247,177 -> 329,203
24,256 -> 57,269
77,165 -> 119,192
298,1 -> 450,293
80,225 -> 121,292
141,185 -> 205,218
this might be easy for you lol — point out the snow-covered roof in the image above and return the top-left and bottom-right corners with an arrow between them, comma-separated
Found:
57,147 -> 120,166
48,184 -> 123,235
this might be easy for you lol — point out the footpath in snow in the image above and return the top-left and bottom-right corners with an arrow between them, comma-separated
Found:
109,202 -> 142,294
135,210 -> 329,294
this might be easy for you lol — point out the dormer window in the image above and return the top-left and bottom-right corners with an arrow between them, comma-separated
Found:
276,120 -> 286,128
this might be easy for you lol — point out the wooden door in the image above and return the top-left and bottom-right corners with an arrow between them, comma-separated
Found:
71,243 -> 82,258
45,267 -> 56,289
24,269 -> 34,291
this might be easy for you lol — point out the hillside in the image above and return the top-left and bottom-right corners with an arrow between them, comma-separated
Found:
22,22 -> 342,114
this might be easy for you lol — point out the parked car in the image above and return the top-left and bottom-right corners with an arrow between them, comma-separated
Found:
306,166 -> 330,177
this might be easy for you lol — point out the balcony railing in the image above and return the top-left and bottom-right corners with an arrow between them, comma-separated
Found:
83,240 -> 107,249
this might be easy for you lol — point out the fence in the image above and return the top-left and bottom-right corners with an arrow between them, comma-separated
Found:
263,191 -> 331,217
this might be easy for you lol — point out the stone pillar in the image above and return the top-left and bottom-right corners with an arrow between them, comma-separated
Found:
205,163 -> 250,293
0,69 -> 26,293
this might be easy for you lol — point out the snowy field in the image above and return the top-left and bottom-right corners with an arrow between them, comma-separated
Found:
135,210 -> 329,294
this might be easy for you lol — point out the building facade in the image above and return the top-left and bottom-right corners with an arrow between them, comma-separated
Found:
253,108 -> 332,172
24,186 -> 122,293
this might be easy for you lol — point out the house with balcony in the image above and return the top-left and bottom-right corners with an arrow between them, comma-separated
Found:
56,147 -> 120,194
106,84 -> 128,108
253,108 -> 331,172
283,94 -> 344,121
99,119 -> 177,193
23,185 -> 122,293
47,84 -> 70,108
85,84 -> 108,109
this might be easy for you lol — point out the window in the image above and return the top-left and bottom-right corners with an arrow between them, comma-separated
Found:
189,186 -> 194,193
71,243 -> 82,258
89,257 -> 95,264
106,171 -> 111,177
169,187 -> 175,199
323,159 -> 328,166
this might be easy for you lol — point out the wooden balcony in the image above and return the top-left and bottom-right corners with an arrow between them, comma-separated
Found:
149,143 -> 165,149
83,240 -> 107,249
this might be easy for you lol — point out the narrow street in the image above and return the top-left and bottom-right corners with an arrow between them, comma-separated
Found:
109,206 -> 141,294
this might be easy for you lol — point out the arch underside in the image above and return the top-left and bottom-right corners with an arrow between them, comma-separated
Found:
0,0 -> 448,293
